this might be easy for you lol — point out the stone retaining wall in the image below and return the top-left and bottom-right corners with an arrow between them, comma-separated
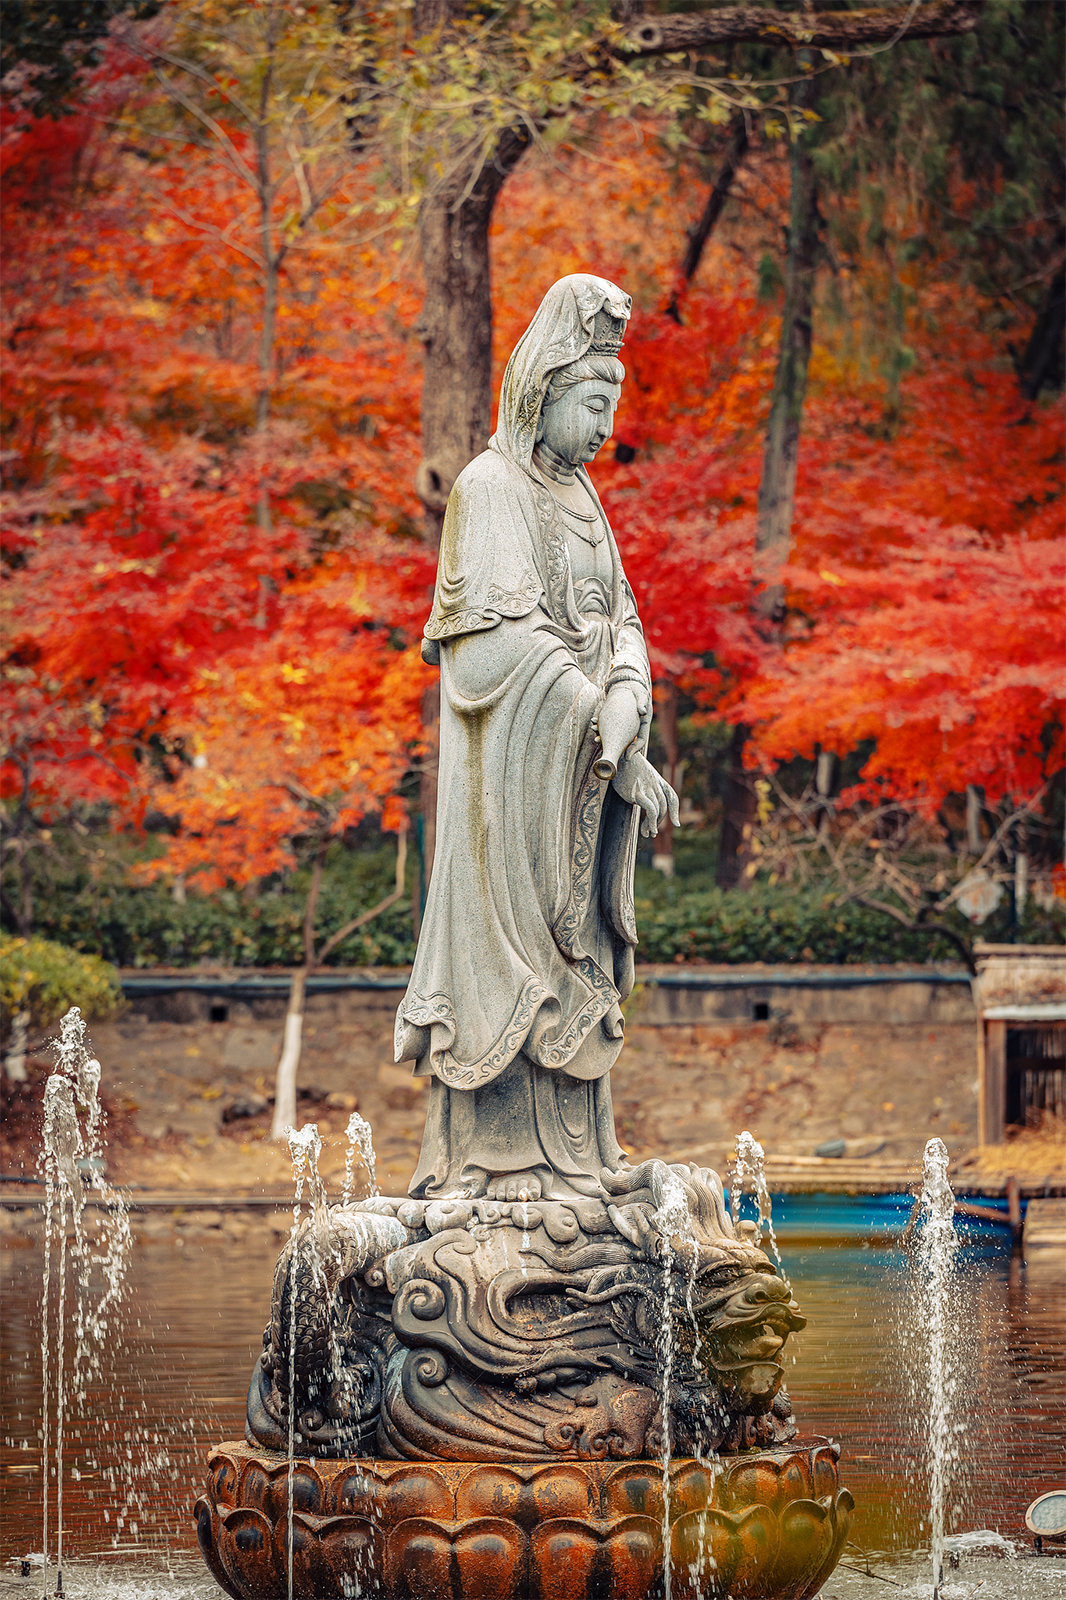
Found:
81,965 -> 979,1191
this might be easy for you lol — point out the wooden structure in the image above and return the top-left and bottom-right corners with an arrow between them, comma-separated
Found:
974,944 -> 1065,1146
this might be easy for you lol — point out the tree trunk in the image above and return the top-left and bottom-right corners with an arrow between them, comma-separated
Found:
965,785 -> 983,853
255,60 -> 276,541
666,114 -> 749,322
3,1011 -> 30,1084
271,844 -> 325,1140
1017,262 -> 1065,401
255,252 -> 277,542
718,78 -> 820,892
652,679 -> 680,875
415,160 -> 513,520
270,966 -> 307,1139
413,127 -> 530,888
16,842 -> 33,937
620,2 -> 981,57
716,722 -> 755,888
270,831 -> 408,1137
815,748 -> 836,835
755,77 -> 819,619
256,250 -> 277,436
1014,816 -> 1029,918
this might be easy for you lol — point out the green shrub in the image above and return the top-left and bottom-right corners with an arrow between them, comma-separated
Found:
0,936 -> 125,1033
23,840 -> 417,969
630,871 -> 1064,966
10,828 -> 1062,972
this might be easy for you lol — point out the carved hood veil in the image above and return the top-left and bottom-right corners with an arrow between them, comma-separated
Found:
422,274 -> 633,657
493,273 -> 633,471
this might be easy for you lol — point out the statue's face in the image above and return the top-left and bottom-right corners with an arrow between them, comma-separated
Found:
537,379 -> 621,466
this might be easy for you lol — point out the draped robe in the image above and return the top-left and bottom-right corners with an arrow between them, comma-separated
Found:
394,441 -> 651,1200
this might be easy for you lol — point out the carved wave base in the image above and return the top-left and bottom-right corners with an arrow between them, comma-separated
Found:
195,1437 -> 852,1600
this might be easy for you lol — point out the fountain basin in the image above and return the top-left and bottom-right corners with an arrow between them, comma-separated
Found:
195,1437 -> 851,1600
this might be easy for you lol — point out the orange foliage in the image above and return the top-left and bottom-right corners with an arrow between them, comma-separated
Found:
3,61 -> 1062,886
491,141 -> 1064,816
2,36 -> 432,880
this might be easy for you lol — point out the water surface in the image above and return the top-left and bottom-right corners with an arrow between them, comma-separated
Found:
2,1221 -> 1062,1570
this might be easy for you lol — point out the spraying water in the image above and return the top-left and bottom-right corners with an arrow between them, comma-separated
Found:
37,1008 -> 131,1598
731,1131 -> 789,1286
284,1123 -> 327,1600
652,1163 -> 695,1600
342,1111 -> 378,1204
914,1137 -> 959,1599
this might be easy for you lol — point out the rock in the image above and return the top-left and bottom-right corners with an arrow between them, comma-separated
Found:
326,1091 -> 358,1112
221,1092 -> 269,1123
847,1137 -> 887,1159
815,1138 -> 846,1159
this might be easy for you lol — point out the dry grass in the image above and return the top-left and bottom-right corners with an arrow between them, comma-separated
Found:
957,1113 -> 1066,1179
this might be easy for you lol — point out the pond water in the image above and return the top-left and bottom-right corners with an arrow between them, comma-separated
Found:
1,1216 -> 1063,1589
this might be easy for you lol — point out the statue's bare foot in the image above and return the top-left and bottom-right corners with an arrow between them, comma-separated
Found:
486,1171 -> 543,1202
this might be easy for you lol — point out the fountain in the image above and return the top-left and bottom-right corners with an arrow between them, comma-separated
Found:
193,273 -> 853,1600
196,1144 -> 850,1600
36,1007 -> 133,1597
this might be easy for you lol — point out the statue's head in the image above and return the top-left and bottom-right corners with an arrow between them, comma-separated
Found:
535,353 -> 625,467
494,274 -> 632,472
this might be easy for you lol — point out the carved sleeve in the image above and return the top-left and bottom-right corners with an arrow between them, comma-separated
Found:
606,580 -> 652,711
445,611 -> 595,705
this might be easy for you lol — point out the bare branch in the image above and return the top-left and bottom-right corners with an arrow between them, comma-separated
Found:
619,1 -> 982,60
316,827 -> 408,964
852,895 -> 976,973
148,66 -> 263,198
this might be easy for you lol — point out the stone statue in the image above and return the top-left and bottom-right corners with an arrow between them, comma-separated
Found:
394,273 -> 679,1204
227,283 -> 851,1591
242,278 -> 807,1470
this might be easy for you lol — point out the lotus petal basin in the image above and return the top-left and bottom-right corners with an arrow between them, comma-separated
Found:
195,1437 -> 852,1600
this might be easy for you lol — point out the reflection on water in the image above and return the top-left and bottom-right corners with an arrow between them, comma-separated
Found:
2,1228 -> 1063,1567
2,1232 -> 269,1564
783,1239 -> 1065,1555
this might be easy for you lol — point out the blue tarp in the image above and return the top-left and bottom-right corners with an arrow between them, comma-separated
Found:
729,1189 -> 1023,1245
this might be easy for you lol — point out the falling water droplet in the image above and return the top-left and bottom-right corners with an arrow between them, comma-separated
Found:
915,1136 -> 958,1600
37,1007 -> 131,1599
731,1130 -> 789,1287
342,1112 -> 378,1204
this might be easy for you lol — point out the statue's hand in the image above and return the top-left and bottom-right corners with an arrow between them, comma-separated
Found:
611,751 -> 680,838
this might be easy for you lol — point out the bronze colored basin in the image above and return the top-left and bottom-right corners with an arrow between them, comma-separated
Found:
195,1437 -> 852,1600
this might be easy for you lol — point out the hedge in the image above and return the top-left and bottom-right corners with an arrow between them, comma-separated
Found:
0,935 -> 125,1034
20,862 -> 1063,971
25,842 -> 415,969
632,875 -> 1063,965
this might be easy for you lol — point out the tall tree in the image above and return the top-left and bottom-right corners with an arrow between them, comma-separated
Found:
387,0 -> 982,884
401,0 -> 982,515
112,0 -> 389,535
713,0 -> 1066,887
1,34 -> 430,948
